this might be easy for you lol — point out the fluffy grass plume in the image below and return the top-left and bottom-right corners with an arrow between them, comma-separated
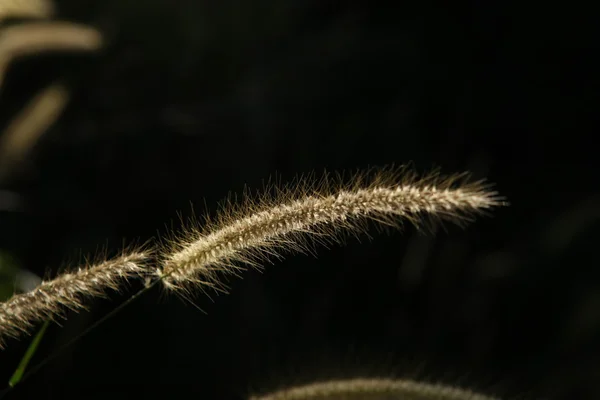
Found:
0,251 -> 149,348
248,377 -> 500,400
157,166 -> 506,294
0,166 -> 505,348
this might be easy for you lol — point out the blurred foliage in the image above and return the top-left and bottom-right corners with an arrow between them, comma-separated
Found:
0,250 -> 19,302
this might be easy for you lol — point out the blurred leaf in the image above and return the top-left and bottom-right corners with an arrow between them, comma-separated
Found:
0,250 -> 19,301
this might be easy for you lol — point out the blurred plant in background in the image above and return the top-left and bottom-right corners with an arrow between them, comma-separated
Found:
0,0 -> 597,399
0,250 -> 41,302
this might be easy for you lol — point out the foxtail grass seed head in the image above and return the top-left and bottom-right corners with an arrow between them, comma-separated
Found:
0,251 -> 149,348
0,167 -> 505,348
158,167 -> 506,295
249,377 -> 500,400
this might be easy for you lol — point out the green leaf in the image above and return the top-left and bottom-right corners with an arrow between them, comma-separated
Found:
8,320 -> 50,388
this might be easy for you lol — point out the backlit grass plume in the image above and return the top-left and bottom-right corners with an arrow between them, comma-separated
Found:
0,167 -> 504,349
249,377 -> 500,400
157,167 -> 505,294
0,251 -> 148,348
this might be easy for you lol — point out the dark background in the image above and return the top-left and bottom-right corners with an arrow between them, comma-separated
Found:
0,1 -> 597,399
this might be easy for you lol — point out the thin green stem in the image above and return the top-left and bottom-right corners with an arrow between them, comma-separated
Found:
7,320 -> 49,387
0,278 -> 162,397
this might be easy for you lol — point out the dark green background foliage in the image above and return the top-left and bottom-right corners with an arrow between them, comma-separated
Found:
0,1 -> 597,399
